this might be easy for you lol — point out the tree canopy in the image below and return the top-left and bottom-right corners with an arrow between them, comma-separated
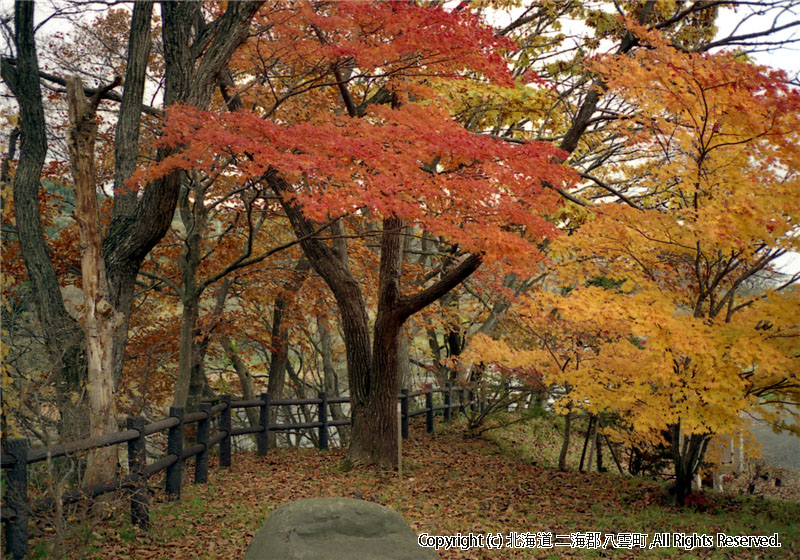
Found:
2,0 -> 798,493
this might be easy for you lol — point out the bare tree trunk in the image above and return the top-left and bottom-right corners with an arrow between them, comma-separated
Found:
224,339 -> 259,429
669,423 -> 711,504
2,0 -> 89,444
105,0 -> 154,388
272,176 -> 481,468
586,415 -> 598,473
173,178 -> 205,410
174,295 -> 198,409
66,76 -> 123,488
558,405 -> 572,471
106,0 -> 264,393
3,1 -> 264,452
396,325 -> 412,392
317,316 -> 349,445
267,257 -> 310,447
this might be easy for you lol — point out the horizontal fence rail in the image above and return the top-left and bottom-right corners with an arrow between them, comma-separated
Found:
1,383 -> 532,559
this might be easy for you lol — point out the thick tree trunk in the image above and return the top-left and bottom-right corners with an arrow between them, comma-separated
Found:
357,314 -> 402,466
2,2 -> 89,442
107,0 -> 153,388
331,279 -> 374,460
66,76 -> 123,487
4,1 -> 263,451
349,217 -> 405,467
105,0 -> 264,394
668,423 -> 710,504
272,175 -> 481,467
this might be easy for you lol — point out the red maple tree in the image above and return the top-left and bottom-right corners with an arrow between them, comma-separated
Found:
136,0 -> 573,467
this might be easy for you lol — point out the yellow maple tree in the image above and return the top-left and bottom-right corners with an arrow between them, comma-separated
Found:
467,30 -> 800,501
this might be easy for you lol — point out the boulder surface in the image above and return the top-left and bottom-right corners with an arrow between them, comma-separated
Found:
244,497 -> 437,560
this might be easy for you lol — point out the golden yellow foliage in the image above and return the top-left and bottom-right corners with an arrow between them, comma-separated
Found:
467,37 -> 800,454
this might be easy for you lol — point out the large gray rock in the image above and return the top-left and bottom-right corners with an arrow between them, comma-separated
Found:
244,497 -> 437,560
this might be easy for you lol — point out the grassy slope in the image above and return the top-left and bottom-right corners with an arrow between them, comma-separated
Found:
28,418 -> 799,559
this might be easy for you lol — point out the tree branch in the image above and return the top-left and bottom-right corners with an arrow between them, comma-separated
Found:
18,62 -> 162,116
398,253 -> 483,320
578,172 -> 642,209
200,216 -> 339,293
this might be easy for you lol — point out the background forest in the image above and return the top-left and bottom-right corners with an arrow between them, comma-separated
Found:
1,0 -> 799,539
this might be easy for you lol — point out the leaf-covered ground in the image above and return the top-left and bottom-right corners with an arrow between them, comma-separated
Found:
27,420 -> 800,559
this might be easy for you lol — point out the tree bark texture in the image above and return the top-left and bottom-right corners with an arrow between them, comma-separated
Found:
173,179 -> 206,409
105,0 -> 154,387
360,217 -> 407,466
1,1 -> 89,441
272,171 -> 482,466
396,325 -> 412,394
4,0 -> 264,446
66,75 -> 123,487
104,0 -> 264,395
669,423 -> 710,503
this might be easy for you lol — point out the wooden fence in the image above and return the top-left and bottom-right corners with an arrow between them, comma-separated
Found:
1,384 -> 492,559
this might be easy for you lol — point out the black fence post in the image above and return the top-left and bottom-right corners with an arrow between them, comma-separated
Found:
5,438 -> 28,560
444,382 -> 452,423
318,391 -> 328,450
195,403 -> 211,484
400,389 -> 409,440
425,389 -> 434,434
469,390 -> 476,413
459,388 -> 466,416
166,407 -> 184,500
126,416 -> 149,529
257,393 -> 269,456
504,381 -> 511,412
220,394 -> 232,468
